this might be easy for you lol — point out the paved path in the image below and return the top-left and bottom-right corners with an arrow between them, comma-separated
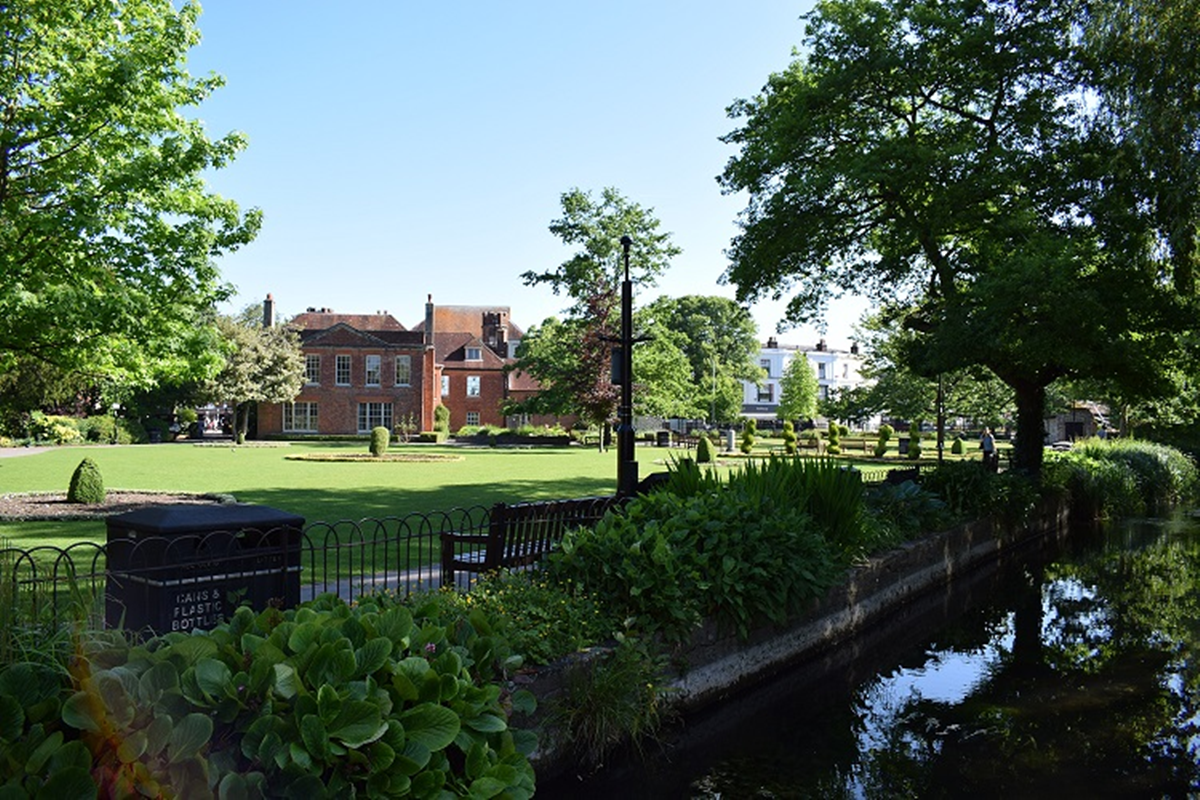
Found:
0,447 -> 52,458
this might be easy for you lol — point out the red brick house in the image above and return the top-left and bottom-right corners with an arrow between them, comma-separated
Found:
411,305 -> 525,431
257,303 -> 442,437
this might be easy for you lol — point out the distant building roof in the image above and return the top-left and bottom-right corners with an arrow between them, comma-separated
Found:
291,308 -> 406,332
411,305 -> 526,340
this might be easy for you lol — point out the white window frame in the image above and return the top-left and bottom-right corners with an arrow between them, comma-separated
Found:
305,355 -> 321,385
357,402 -> 393,433
365,354 -> 381,387
760,358 -> 771,377
466,375 -> 481,397
441,375 -> 450,396
465,411 -> 481,426
395,355 -> 412,386
335,354 -> 352,386
466,347 -> 482,361
283,401 -> 319,432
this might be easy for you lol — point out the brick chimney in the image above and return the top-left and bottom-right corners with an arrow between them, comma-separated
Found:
424,295 -> 435,347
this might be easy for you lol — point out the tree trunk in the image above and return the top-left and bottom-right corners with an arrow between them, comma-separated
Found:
1011,379 -> 1046,474
236,401 -> 250,444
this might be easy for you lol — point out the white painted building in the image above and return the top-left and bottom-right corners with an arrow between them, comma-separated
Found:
741,337 -> 871,426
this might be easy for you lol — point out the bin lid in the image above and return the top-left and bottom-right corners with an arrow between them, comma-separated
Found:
106,504 -> 305,535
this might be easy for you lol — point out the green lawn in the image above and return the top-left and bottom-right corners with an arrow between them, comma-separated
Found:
0,441 -> 678,547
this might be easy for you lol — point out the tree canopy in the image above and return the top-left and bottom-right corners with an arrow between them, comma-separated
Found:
207,308 -> 304,441
777,353 -> 819,424
511,187 -> 680,427
636,295 -> 764,423
0,0 -> 261,387
720,0 -> 1195,472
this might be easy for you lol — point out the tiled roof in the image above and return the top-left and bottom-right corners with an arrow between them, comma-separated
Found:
411,306 -> 526,340
433,332 -> 507,367
291,311 -> 406,332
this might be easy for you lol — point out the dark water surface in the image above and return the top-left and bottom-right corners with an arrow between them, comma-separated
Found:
546,511 -> 1200,798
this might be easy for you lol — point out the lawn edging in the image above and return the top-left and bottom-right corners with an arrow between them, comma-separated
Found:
523,495 -> 1071,779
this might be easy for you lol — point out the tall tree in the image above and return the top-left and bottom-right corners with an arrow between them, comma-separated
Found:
512,187 -> 680,428
777,354 -> 819,424
207,310 -> 304,442
719,0 -> 1185,472
0,0 -> 261,387
637,295 -> 764,423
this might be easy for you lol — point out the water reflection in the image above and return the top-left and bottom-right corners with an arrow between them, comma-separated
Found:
550,511 -> 1200,798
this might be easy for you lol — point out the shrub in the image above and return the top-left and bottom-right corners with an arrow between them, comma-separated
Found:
28,412 -> 83,445
456,425 -> 481,437
696,434 -> 715,464
908,424 -> 923,460
1054,438 -> 1198,511
866,480 -> 948,542
369,425 -> 390,456
874,424 -> 893,458
826,424 -> 842,456
951,436 -> 965,455
433,403 -> 451,434
0,598 -> 538,799
67,457 -> 106,504
782,421 -> 798,455
81,415 -> 116,443
740,419 -> 757,454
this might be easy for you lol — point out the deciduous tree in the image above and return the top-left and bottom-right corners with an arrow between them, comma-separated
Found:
207,311 -> 304,442
0,0 -> 260,387
719,0 -> 1186,472
777,353 -> 819,424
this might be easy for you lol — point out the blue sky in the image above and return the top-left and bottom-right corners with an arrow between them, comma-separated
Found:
189,1 -> 870,346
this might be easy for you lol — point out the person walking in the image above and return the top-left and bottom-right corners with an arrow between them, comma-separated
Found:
980,428 -> 997,472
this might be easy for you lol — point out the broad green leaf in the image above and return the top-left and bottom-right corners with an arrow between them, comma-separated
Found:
273,663 -> 299,699
116,729 -> 147,763
26,730 -> 63,774
469,776 -> 508,798
465,714 -> 506,734
395,740 -> 431,775
301,714 -> 331,762
328,700 -> 386,748
168,713 -> 212,763
61,691 -> 103,733
317,684 -> 341,723
355,638 -> 392,677
398,704 -> 460,751
510,689 -> 537,715
0,695 -> 23,741
139,661 -> 180,703
33,765 -> 96,800
377,607 -> 413,643
287,621 -> 321,655
195,658 -> 232,699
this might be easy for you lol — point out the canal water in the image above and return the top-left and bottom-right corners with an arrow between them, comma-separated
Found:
547,510 -> 1200,798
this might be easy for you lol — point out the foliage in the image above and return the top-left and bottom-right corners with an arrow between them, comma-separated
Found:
207,311 -> 305,441
433,404 -> 450,434
696,435 -> 715,464
66,459 -> 105,505
0,597 -> 537,798
546,466 -> 844,643
874,424 -> 893,458
782,421 -> 798,456
866,480 -> 948,543
629,321 -> 707,420
951,437 -> 965,456
908,425 -> 923,461
1050,438 -> 1200,513
826,424 -> 842,456
777,354 -> 819,423
0,0 -> 260,389
719,0 -> 1192,473
512,188 -> 680,426
1042,451 -> 1142,519
369,427 -> 390,457
636,296 -> 765,423
26,413 -> 83,446
739,419 -> 757,455
920,461 -> 1041,525
547,638 -> 671,770
394,574 -> 619,669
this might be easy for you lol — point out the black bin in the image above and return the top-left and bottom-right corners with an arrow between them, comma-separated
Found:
656,430 -> 671,447
105,504 -> 305,635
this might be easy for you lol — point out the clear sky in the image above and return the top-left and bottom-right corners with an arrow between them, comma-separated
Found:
188,1 -> 871,346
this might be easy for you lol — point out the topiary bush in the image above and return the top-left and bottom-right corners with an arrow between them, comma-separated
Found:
67,457 -> 106,504
826,424 -> 842,456
740,419 -> 757,454
696,434 -> 715,464
369,425 -> 390,456
908,423 -> 923,460
433,403 -> 451,434
874,424 -> 894,458
951,436 -> 965,455
782,421 -> 798,455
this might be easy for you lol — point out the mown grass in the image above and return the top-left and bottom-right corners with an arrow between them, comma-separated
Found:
0,441 -> 675,547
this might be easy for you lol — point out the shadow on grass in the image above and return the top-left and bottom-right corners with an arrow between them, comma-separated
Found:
235,476 -> 620,526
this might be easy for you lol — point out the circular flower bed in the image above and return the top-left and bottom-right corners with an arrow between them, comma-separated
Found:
0,491 -> 237,521
282,453 -> 465,463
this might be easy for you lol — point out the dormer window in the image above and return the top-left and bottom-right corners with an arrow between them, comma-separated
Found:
466,347 -> 482,361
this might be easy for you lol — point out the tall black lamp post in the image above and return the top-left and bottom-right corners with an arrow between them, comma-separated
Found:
616,235 -> 638,496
